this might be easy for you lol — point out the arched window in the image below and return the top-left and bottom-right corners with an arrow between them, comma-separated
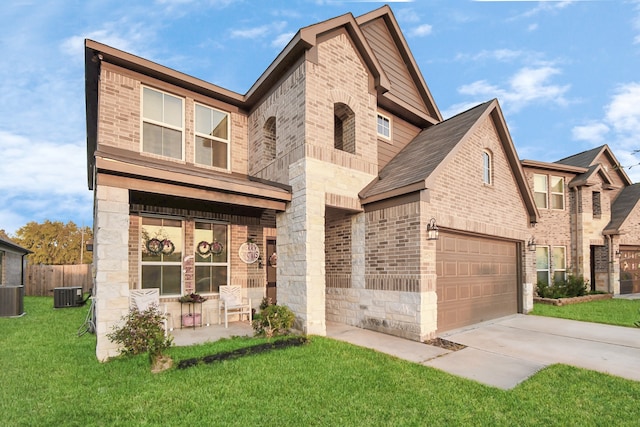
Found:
263,116 -> 276,162
482,150 -> 492,185
334,103 -> 355,154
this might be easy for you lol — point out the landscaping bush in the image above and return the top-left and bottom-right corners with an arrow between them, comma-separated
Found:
536,275 -> 589,299
252,299 -> 295,338
107,305 -> 173,363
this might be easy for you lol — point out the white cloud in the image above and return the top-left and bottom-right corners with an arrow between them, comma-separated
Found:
571,82 -> 640,181
272,32 -> 296,49
409,24 -> 433,37
455,49 -> 524,62
455,65 -> 570,113
571,122 -> 610,143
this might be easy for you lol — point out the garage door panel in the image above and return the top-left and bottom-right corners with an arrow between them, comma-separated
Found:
437,232 -> 518,332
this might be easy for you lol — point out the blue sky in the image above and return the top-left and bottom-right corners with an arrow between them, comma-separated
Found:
1,0 -> 639,236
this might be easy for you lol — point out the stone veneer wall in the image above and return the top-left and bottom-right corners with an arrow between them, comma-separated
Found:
94,185 -> 130,361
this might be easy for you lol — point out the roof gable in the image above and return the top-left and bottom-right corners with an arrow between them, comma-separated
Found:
360,99 -> 538,223
556,144 -> 632,186
605,183 -> 640,234
357,7 -> 441,125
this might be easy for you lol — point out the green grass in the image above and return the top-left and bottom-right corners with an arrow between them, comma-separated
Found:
1,297 -> 640,426
531,298 -> 640,327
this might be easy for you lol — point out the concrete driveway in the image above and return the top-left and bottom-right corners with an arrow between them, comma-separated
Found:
426,314 -> 640,389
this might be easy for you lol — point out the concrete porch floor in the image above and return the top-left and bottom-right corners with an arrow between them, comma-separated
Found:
170,321 -> 254,346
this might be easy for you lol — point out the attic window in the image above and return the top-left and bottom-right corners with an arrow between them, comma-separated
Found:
377,113 -> 391,140
334,103 -> 355,154
482,150 -> 492,185
592,191 -> 601,218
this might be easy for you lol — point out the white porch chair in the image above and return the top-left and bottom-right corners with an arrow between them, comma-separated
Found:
129,288 -> 173,335
218,285 -> 252,328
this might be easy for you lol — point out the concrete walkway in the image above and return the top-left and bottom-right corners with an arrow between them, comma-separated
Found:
328,314 -> 640,390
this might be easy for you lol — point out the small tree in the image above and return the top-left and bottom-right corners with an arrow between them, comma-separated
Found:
252,298 -> 295,338
107,305 -> 172,367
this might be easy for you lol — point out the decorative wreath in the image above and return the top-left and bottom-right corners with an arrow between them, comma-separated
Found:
146,238 -> 175,256
210,241 -> 224,255
161,239 -> 175,255
269,252 -> 278,268
196,241 -> 211,256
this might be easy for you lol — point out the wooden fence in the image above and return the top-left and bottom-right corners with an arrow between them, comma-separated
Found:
25,264 -> 93,296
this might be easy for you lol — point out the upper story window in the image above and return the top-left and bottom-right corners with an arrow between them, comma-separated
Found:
533,174 -> 565,210
334,103 -> 355,154
195,103 -> 229,169
377,113 -> 391,140
550,176 -> 565,210
142,87 -> 183,159
482,150 -> 492,185
533,174 -> 548,209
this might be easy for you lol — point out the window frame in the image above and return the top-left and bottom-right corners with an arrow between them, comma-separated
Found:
533,174 -> 548,209
536,246 -> 550,286
550,176 -> 565,210
552,246 -> 567,283
139,216 -> 184,296
193,221 -> 230,295
482,150 -> 492,185
141,86 -> 185,160
194,102 -> 231,170
376,112 -> 391,140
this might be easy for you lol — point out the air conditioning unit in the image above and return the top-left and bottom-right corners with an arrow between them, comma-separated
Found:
54,287 -> 84,308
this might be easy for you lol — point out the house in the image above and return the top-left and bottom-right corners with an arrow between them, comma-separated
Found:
85,5 -> 541,361
0,234 -> 30,317
522,145 -> 640,295
0,234 -> 30,287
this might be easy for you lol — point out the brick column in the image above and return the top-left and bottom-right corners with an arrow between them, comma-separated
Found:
94,185 -> 130,361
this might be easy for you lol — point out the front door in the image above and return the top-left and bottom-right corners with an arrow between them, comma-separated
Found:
266,239 -> 277,304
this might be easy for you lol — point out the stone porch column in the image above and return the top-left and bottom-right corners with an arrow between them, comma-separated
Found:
94,185 -> 130,361
277,159 -> 326,336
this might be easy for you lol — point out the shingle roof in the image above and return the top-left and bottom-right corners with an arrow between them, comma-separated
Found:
360,100 -> 493,200
555,145 -> 606,168
605,183 -> 640,234
0,235 -> 30,254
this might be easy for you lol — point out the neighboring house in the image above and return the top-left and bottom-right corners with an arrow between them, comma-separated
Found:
85,5 -> 541,361
0,234 -> 30,287
522,145 -> 640,295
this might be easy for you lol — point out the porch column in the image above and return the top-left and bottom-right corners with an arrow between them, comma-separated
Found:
94,185 -> 130,361
277,158 -> 326,336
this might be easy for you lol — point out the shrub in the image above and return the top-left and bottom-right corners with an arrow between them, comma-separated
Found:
252,301 -> 295,338
107,305 -> 173,363
536,275 -> 589,299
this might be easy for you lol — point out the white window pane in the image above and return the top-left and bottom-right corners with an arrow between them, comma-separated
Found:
195,105 -> 212,135
142,122 -> 163,155
534,192 -> 547,209
551,176 -> 564,193
143,88 -> 163,122
211,111 -> 228,140
536,247 -> 549,269
534,175 -> 547,192
195,136 -> 212,166
164,94 -> 182,128
553,247 -> 566,269
163,127 -> 182,159
211,139 -> 228,169
551,194 -> 564,210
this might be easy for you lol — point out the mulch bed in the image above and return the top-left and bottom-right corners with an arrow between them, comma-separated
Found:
534,293 -> 612,306
177,336 -> 309,369
424,337 -> 466,351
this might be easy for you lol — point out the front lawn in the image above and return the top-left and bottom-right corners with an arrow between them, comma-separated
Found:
1,297 -> 640,426
531,298 -> 640,327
